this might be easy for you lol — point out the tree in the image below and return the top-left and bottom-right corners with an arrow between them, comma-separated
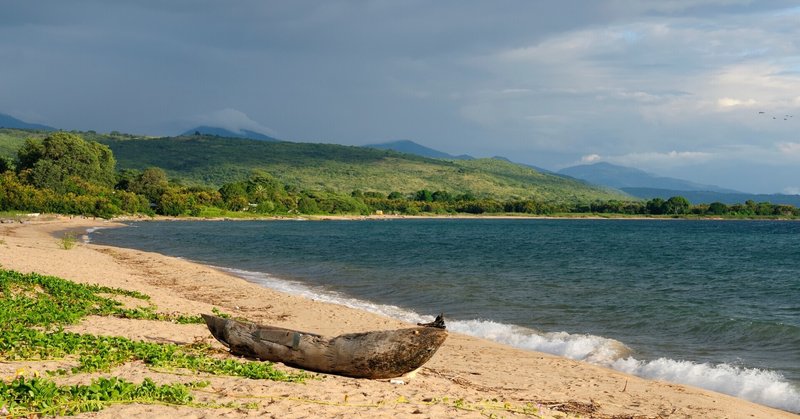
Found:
708,202 -> 727,215
0,156 -> 13,173
665,196 -> 690,214
414,189 -> 433,202
219,182 -> 249,211
128,167 -> 169,203
16,132 -> 116,193
432,190 -> 453,202
15,138 -> 44,171
297,196 -> 320,214
646,198 -> 666,215
115,168 -> 140,191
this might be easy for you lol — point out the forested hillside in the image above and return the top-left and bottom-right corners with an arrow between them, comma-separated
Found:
0,129 -> 626,203
1,129 -> 798,219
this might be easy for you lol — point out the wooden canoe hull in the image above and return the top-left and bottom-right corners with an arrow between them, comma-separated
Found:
202,314 -> 447,379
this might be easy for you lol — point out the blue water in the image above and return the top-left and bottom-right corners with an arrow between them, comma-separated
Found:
89,219 -> 800,412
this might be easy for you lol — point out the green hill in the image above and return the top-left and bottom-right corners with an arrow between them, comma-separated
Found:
0,129 -> 628,203
0,128 -> 41,157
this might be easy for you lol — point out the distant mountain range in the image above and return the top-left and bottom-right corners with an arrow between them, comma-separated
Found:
181,126 -> 279,142
559,162 -> 800,205
3,114 -> 799,206
0,113 -> 55,131
363,140 -> 473,160
558,162 -> 738,193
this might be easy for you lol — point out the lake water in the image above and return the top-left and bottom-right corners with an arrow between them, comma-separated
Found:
89,218 -> 800,412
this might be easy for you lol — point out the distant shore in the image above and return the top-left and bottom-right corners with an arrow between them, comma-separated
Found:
0,216 -> 797,418
105,212 -> 797,223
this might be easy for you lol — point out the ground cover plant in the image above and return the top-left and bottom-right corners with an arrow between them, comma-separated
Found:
0,376 -> 208,417
0,269 -> 307,416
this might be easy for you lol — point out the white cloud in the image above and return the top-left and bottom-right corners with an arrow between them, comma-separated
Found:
465,13 -> 800,156
783,186 -> 800,195
777,142 -> 800,155
607,150 -> 714,168
191,108 -> 275,136
717,97 -> 758,108
581,154 -> 602,163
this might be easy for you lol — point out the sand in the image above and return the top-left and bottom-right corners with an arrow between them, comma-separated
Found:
0,216 -> 797,418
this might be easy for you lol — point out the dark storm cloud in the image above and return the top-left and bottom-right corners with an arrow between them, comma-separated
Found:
1,1 -> 799,193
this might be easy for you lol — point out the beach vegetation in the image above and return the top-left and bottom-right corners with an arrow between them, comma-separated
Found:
0,375 -> 208,417
0,268 -> 307,416
58,231 -> 77,249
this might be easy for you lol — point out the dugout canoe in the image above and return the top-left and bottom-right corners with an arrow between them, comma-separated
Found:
202,314 -> 447,379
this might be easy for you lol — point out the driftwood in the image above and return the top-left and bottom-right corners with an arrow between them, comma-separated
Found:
202,314 -> 447,379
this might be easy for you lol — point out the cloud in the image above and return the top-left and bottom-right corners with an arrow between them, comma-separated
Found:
606,150 -> 714,168
3,2 -> 800,192
777,142 -> 800,155
581,154 -> 602,163
717,97 -> 757,108
189,109 -> 276,136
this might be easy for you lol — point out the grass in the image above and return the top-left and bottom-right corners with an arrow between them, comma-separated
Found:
0,268 -> 307,416
58,231 -> 78,250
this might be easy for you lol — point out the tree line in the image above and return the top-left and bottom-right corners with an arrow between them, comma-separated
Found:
0,133 -> 798,219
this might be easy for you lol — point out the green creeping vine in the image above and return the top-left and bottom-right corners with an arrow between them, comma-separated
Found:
0,326 -> 305,381
0,269 -> 202,327
1,376 -> 207,417
0,269 -> 307,416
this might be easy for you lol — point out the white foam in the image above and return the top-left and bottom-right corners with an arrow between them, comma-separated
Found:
446,319 -> 630,364
612,357 -> 800,413
220,266 -> 426,325
83,226 -> 115,243
215,266 -> 800,413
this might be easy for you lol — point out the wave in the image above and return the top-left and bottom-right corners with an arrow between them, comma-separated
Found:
216,266 -> 800,413
82,226 -> 112,243
612,358 -> 800,413
83,225 -> 130,243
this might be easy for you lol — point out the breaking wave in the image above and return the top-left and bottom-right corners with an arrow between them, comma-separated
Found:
217,266 -> 800,413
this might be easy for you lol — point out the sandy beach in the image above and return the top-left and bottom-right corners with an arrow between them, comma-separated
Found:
1,216 -> 797,418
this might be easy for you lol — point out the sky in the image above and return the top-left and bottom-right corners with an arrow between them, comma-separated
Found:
2,1 -> 800,194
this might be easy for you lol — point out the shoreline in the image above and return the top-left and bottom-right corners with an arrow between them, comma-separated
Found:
1,217 -> 798,418
105,212 -> 798,222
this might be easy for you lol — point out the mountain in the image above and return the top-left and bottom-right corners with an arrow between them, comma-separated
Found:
0,113 -> 55,131
2,128 -> 625,203
363,140 -> 473,160
180,126 -> 279,142
76,134 -> 625,203
558,162 -> 738,193
557,162 -> 800,205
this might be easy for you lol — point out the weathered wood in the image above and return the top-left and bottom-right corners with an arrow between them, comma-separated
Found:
417,313 -> 446,329
202,314 -> 448,379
